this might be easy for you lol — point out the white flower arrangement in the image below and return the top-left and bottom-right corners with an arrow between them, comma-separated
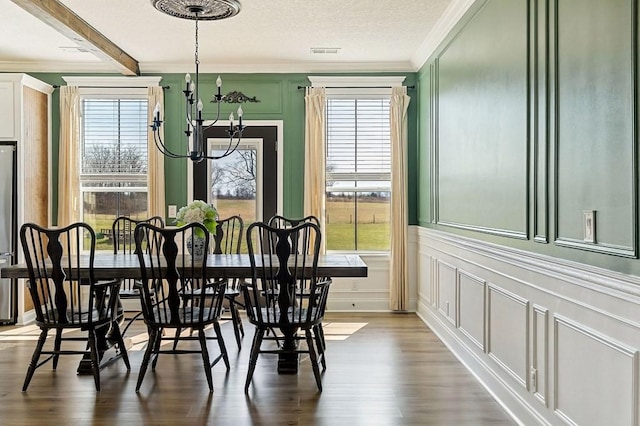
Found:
175,200 -> 218,237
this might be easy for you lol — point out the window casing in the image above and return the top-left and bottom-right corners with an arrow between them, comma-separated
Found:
79,94 -> 148,248
325,91 -> 391,252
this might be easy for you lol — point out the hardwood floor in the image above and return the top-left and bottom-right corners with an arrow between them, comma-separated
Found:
0,313 -> 515,425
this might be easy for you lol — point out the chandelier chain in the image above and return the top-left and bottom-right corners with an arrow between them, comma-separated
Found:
194,18 -> 200,67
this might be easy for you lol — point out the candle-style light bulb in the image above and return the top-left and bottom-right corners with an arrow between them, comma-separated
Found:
216,75 -> 222,98
237,105 -> 243,117
197,98 -> 203,120
229,112 -> 234,123
185,73 -> 191,93
190,82 -> 195,92
153,102 -> 160,120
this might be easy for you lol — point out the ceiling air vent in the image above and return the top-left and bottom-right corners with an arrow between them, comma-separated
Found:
310,47 -> 341,54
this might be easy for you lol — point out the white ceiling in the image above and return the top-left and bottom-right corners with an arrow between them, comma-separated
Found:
0,0 -> 464,75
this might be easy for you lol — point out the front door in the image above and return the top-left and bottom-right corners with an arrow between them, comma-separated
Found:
192,123 -> 281,230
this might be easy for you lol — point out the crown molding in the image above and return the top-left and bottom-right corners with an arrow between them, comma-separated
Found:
139,61 -> 416,74
411,0 -> 478,70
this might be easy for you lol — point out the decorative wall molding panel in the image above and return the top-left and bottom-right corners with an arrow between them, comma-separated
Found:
414,226 -> 640,425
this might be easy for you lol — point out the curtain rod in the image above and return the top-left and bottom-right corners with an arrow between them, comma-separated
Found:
297,85 -> 415,90
52,84 -> 170,90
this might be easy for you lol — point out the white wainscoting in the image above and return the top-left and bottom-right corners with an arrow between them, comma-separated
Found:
327,253 -> 392,312
414,226 -> 640,426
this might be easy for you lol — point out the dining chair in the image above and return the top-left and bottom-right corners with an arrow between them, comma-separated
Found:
19,222 -> 130,391
267,215 -> 320,254
267,214 -> 327,359
134,222 -> 229,392
242,221 -> 332,392
172,215 -> 245,350
111,215 -> 165,336
212,215 -> 245,348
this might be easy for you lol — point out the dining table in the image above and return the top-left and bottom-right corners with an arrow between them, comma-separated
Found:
1,252 -> 368,374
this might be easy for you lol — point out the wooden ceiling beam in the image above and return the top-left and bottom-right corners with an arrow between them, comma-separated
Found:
10,0 -> 140,76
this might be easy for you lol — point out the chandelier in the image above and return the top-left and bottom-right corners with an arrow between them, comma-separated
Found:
150,0 -> 244,162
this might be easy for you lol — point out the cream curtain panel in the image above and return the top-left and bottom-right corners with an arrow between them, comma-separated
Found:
389,86 -> 411,311
147,87 -> 166,219
57,86 -> 81,227
303,87 -> 327,253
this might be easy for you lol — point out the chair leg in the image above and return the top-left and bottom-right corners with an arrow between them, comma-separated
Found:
87,329 -> 101,391
197,329 -> 214,392
136,329 -> 158,392
244,328 -> 264,393
151,328 -> 163,369
313,324 -> 326,370
230,304 -> 243,349
109,322 -> 131,370
235,304 -> 245,336
213,321 -> 230,370
305,329 -> 323,392
52,329 -> 63,370
22,329 -> 48,392
172,327 -> 182,351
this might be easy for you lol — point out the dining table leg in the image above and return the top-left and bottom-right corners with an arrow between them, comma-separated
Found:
77,300 -> 126,374
277,325 -> 300,374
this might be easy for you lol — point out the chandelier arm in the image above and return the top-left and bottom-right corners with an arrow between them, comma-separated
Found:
153,130 -> 186,158
205,131 -> 243,160
203,103 -> 222,130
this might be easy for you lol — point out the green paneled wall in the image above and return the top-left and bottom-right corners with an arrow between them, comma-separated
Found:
554,0 -> 636,256
417,0 -> 640,275
436,0 -> 528,237
27,72 -> 418,225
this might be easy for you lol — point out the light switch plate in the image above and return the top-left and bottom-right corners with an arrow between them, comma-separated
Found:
168,205 -> 177,218
583,210 -> 596,243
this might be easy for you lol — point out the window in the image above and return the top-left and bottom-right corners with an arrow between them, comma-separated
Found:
325,93 -> 391,252
79,96 -> 148,249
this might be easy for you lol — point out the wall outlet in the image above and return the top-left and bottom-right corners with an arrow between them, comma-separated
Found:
168,205 -> 177,218
530,367 -> 537,391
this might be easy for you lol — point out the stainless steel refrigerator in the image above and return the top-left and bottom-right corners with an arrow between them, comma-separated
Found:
0,141 -> 17,324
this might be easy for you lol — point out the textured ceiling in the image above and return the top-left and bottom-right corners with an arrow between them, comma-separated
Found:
0,0 -> 457,74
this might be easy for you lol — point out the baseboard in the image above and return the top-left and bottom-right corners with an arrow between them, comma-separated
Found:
416,302 -> 548,426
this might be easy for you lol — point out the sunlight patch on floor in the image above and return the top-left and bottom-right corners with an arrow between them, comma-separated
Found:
0,325 -> 75,341
322,322 -> 367,340
0,321 -> 367,348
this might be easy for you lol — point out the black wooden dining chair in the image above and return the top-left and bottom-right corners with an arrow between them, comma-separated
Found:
267,214 -> 327,358
212,215 -> 245,348
134,222 -> 229,392
19,222 -> 130,391
242,221 -> 332,392
111,215 -> 165,336
173,215 -> 245,349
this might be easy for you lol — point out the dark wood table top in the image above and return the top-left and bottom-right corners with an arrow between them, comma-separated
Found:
0,253 -> 368,280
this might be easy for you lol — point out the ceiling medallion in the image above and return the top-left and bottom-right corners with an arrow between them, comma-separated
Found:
151,0 -> 241,21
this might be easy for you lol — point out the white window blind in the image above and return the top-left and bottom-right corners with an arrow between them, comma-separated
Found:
326,98 -> 391,191
81,98 -> 148,181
